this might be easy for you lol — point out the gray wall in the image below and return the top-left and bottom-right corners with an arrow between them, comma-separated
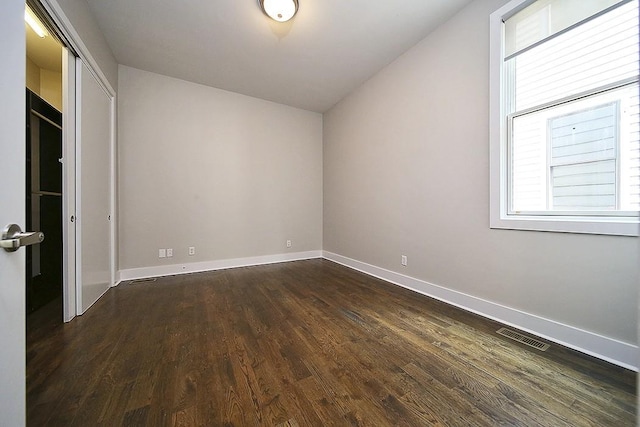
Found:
323,0 -> 639,345
118,66 -> 323,270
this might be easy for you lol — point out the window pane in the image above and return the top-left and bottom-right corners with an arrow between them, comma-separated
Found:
551,160 -> 616,209
510,84 -> 638,213
511,111 -> 547,212
549,102 -> 617,167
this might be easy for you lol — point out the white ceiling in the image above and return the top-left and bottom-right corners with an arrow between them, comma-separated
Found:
85,0 -> 473,112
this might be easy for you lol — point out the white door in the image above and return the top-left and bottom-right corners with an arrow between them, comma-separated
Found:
0,1 -> 27,424
76,60 -> 113,314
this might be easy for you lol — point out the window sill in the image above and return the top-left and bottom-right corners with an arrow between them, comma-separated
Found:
490,214 -> 639,236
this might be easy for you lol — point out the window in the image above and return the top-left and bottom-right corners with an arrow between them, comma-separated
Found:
490,0 -> 639,235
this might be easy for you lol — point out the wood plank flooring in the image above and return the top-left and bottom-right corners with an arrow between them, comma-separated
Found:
26,259 -> 636,426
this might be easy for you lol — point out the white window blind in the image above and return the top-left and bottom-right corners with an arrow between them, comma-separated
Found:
508,1 -> 639,112
505,0 -> 625,58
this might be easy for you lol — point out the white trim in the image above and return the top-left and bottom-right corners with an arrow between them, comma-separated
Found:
490,0 -> 512,234
490,214 -> 639,236
74,57 -> 83,316
61,47 -> 76,323
117,251 -> 323,283
322,251 -> 638,371
109,93 -> 117,289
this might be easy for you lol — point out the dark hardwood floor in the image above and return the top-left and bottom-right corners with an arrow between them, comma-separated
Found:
26,259 -> 636,426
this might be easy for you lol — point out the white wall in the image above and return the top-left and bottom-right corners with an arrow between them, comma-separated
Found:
40,69 -> 63,111
26,58 -> 63,111
26,56 -> 40,93
118,66 -> 323,271
323,0 -> 638,360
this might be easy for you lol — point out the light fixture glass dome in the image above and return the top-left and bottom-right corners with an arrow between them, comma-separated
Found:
259,0 -> 298,22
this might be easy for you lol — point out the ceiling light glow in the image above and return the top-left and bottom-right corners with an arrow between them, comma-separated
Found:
259,0 -> 298,22
25,6 -> 48,38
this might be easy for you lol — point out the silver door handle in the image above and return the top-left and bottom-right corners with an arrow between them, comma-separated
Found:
1,224 -> 45,252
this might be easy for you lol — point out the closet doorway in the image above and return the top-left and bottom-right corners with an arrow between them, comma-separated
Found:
25,4 -> 64,320
26,89 -> 62,315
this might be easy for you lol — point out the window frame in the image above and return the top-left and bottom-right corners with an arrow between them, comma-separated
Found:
489,0 -> 639,236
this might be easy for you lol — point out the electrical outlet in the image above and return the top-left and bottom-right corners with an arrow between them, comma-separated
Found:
167,248 -> 173,257
401,255 -> 407,266
286,240 -> 292,248
188,246 -> 196,256
159,249 -> 166,258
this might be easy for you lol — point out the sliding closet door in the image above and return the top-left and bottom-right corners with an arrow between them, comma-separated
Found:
76,59 -> 113,314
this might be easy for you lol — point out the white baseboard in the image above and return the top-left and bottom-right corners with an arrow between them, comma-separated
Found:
322,251 -> 638,371
117,250 -> 323,283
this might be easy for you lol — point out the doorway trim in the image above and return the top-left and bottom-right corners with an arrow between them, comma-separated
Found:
61,47 -> 75,322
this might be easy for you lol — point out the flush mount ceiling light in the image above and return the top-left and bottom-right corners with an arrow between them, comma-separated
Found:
25,5 -> 48,38
259,0 -> 299,22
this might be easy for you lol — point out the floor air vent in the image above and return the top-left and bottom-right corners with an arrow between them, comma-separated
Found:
496,328 -> 550,351
128,278 -> 157,285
